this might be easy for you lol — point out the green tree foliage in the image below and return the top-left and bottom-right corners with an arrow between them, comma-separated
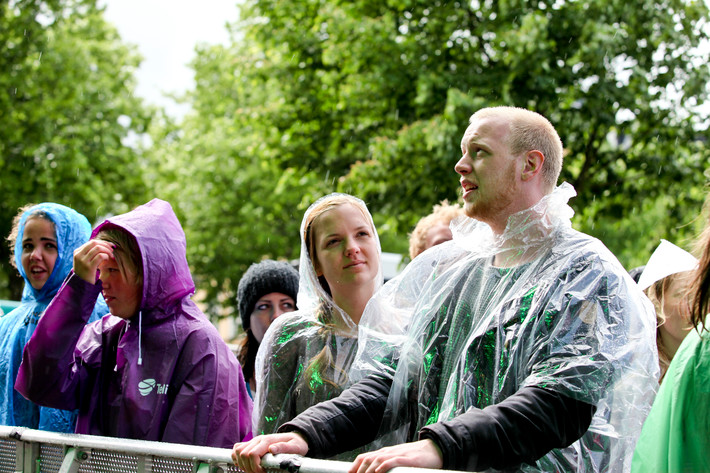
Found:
0,0 -> 153,299
146,108 -> 323,319
150,0 -> 710,316
338,0 -> 710,266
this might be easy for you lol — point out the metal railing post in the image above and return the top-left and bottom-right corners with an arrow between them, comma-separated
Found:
20,440 -> 39,473
58,447 -> 89,473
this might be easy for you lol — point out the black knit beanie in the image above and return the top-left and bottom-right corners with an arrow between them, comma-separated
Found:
237,259 -> 299,331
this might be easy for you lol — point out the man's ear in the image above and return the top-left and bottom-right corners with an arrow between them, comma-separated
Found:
521,150 -> 545,181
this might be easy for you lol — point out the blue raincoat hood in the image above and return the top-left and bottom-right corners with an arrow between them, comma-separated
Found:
14,203 -> 92,303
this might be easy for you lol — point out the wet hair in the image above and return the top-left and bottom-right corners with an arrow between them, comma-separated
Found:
646,272 -> 692,379
408,200 -> 464,260
7,204 -> 55,270
94,226 -> 143,287
691,216 -> 710,331
237,330 -> 260,382
301,194 -> 375,390
470,107 -> 564,194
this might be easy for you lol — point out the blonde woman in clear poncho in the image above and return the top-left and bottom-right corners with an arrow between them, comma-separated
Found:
251,193 -> 383,441
233,107 -> 658,473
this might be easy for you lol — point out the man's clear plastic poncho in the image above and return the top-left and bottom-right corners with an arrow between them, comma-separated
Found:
352,183 -> 659,472
253,193 -> 384,438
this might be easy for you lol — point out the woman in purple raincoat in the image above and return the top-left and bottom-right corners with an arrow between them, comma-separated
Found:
15,199 -> 253,447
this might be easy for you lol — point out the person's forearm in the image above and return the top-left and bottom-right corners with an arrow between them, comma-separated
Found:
15,273 -> 99,408
420,386 -> 596,471
279,374 -> 393,457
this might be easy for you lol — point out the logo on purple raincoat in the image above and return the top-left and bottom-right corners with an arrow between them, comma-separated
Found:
138,379 -> 156,396
139,378 -> 169,396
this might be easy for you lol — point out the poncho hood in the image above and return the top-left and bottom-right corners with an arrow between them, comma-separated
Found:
296,193 -> 383,336
450,181 -> 576,256
92,199 -> 195,319
15,203 -> 92,304
252,193 -> 384,437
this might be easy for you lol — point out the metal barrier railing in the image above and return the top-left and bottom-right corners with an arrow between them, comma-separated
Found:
0,426 -> 459,473
0,426 -> 237,473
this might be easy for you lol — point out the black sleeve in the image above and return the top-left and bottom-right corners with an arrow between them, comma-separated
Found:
419,386 -> 596,471
278,373 -> 393,458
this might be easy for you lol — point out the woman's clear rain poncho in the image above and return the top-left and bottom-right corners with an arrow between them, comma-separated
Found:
352,183 -> 659,472
253,194 -> 384,437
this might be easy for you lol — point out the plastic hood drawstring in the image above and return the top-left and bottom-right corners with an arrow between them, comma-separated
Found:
138,310 -> 143,366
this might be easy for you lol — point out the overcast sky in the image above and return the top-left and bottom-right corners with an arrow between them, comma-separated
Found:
101,0 -> 239,118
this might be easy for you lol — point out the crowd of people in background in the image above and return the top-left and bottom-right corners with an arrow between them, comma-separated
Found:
1,106 -> 708,472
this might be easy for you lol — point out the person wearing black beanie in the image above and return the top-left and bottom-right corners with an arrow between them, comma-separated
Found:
236,260 -> 299,396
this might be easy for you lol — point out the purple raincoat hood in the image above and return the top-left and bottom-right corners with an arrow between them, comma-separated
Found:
92,199 -> 194,317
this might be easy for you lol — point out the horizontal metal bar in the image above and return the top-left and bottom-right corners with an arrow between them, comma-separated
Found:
0,426 -> 232,464
0,427 -> 465,473
260,453 -> 463,473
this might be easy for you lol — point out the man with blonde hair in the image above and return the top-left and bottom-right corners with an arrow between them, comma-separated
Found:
233,107 -> 657,473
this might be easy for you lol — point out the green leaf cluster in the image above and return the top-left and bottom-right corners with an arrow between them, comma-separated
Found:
0,0 -> 154,298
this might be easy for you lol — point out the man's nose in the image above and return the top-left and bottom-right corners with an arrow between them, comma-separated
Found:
455,155 -> 471,175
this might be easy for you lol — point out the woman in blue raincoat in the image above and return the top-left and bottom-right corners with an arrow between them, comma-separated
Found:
0,203 -> 105,431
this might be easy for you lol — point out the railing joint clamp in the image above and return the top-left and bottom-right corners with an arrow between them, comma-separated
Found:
280,457 -> 302,473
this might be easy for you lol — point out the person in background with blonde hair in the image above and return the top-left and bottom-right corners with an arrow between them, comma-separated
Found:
632,210 -> 710,472
408,200 -> 465,260
250,193 -> 382,444
637,239 -> 698,382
